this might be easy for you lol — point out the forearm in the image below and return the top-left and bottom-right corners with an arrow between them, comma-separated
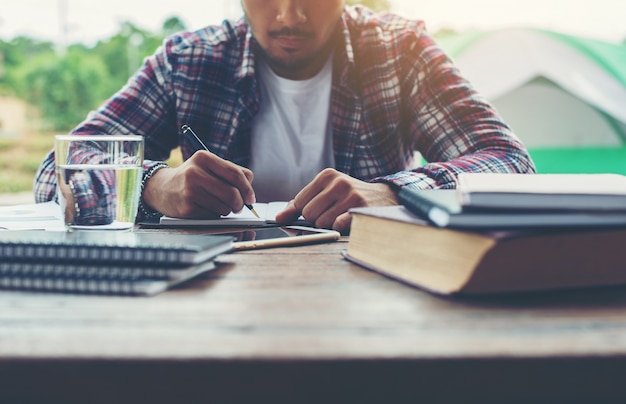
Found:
137,162 -> 170,221
393,33 -> 536,190
375,146 -> 536,191
33,151 -> 58,203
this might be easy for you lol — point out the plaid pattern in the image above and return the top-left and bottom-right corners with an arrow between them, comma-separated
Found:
34,6 -> 535,220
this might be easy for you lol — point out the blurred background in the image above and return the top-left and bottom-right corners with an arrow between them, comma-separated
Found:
1,0 -> 625,202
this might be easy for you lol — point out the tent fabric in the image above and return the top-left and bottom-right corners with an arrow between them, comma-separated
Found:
541,30 -> 626,88
495,76 -> 624,147
433,28 -> 626,149
436,28 -> 626,87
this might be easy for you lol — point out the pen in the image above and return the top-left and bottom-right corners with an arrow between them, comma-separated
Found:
181,124 -> 260,218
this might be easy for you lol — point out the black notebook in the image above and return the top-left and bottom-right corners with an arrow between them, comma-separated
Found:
0,231 -> 233,265
398,188 -> 626,229
0,259 -> 217,296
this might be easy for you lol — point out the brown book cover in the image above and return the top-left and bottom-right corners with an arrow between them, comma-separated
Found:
345,205 -> 626,295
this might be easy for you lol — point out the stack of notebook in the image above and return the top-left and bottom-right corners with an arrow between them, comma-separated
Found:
0,230 -> 233,296
398,173 -> 626,229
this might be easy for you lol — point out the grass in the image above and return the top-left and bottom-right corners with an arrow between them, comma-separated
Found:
0,138 -> 19,151
529,147 -> 626,175
0,131 -> 55,193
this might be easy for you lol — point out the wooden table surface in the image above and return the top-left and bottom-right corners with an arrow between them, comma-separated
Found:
1,233 -> 626,403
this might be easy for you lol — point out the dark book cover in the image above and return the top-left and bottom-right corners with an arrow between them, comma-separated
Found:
398,188 -> 626,229
0,231 -> 233,265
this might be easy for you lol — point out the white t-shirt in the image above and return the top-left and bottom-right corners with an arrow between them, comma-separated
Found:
249,56 -> 335,203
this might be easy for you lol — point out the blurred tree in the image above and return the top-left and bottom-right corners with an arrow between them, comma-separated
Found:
18,48 -> 111,131
7,36 -> 55,60
3,19 -> 178,131
0,37 -> 55,95
92,21 -> 162,95
346,0 -> 391,12
162,16 -> 188,37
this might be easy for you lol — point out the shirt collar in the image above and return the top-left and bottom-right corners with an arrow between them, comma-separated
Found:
335,9 -> 356,87
234,27 -> 257,82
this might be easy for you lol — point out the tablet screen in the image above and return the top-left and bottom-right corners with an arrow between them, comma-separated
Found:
221,226 -> 340,250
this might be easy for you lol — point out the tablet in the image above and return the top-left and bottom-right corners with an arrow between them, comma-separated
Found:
223,226 -> 341,250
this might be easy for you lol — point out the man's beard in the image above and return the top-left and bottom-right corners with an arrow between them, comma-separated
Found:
252,40 -> 324,73
251,25 -> 339,75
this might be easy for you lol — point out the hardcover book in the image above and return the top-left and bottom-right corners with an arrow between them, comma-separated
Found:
345,205 -> 626,295
456,173 -> 626,211
398,188 -> 626,229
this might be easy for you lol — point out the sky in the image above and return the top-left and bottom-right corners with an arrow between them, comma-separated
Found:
0,0 -> 624,46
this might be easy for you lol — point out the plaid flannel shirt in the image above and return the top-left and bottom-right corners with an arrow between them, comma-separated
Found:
34,6 -> 535,221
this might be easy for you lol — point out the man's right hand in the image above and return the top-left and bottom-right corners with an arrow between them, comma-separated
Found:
142,151 -> 256,218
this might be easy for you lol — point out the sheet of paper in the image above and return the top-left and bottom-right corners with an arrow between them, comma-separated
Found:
0,201 -> 65,231
159,201 -> 291,226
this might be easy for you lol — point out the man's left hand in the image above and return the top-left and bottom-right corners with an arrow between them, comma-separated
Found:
275,168 -> 399,234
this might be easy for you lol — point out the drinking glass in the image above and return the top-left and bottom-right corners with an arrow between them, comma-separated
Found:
54,135 -> 144,231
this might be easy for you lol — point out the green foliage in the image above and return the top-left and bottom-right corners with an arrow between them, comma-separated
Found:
0,17 -> 190,192
17,49 -> 112,131
92,21 -> 163,94
346,0 -> 391,12
0,131 -> 55,193
1,36 -> 55,67
163,16 -> 188,37
18,155 -> 46,174
0,170 -> 36,193
0,36 -> 55,95
1,20 -> 171,132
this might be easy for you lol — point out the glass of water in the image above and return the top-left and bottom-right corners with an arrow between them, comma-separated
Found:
54,135 -> 144,231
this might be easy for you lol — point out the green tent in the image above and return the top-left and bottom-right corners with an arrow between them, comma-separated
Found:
434,28 -> 626,174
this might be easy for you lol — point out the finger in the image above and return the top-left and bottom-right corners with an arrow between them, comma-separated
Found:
203,175 -> 249,212
313,186 -> 365,228
171,197 -> 228,219
177,161 -> 241,214
292,170 -> 332,211
274,200 -> 301,224
177,186 -> 233,218
300,184 -> 346,227
190,152 -> 256,210
287,171 -> 344,227
204,154 -> 256,205
191,192 -> 233,217
304,201 -> 346,229
332,212 -> 352,235
242,167 -> 254,183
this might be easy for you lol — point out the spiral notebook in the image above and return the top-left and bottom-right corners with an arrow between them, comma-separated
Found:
0,259 -> 217,296
0,230 -> 234,265
0,230 -> 233,296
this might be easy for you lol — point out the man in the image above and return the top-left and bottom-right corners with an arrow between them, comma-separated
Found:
34,1 -> 535,233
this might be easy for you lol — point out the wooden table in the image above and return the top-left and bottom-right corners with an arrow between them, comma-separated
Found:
1,234 -> 626,403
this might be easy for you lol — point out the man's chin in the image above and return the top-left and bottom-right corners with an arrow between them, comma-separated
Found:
254,40 -> 328,78
265,55 -> 314,75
